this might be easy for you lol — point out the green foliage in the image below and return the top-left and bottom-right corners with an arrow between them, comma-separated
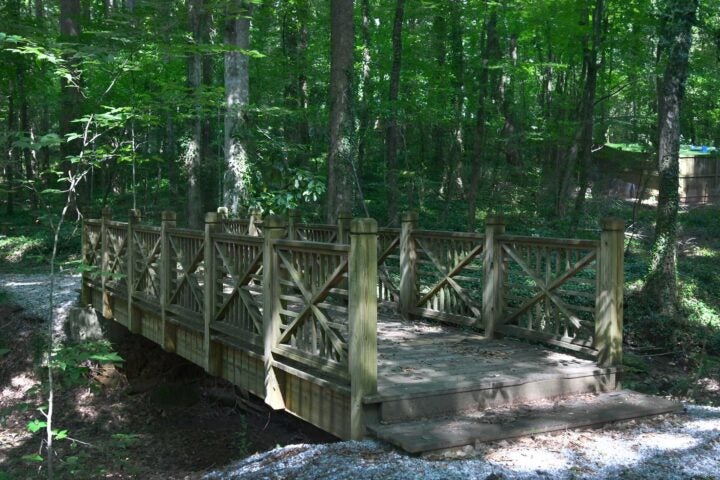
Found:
111,432 -> 142,448
51,340 -> 124,387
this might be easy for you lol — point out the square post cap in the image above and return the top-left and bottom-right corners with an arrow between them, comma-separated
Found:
401,211 -> 419,223
351,218 -> 378,234
601,218 -> 625,231
264,214 -> 287,229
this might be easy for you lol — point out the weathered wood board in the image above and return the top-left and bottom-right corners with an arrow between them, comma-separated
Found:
369,390 -> 683,453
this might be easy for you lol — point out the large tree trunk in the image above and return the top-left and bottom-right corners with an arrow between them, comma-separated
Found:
385,0 -> 405,225
185,0 -> 210,228
326,0 -> 355,222
223,0 -> 251,215
643,0 -> 698,315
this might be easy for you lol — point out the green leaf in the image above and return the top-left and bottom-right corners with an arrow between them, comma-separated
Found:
0,348 -> 9,358
53,429 -> 69,440
89,352 -> 124,363
22,454 -> 44,463
27,419 -> 47,433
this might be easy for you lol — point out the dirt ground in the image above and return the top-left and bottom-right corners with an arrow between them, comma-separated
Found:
0,304 -> 336,479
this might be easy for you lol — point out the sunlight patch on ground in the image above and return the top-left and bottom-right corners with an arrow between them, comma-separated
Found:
485,447 -> 570,472
636,432 -> 697,451
584,436 -> 640,465
1,373 -> 39,401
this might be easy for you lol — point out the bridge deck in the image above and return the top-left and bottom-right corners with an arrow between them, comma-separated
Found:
365,312 -> 616,424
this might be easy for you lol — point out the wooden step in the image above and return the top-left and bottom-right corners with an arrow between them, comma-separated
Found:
368,390 -> 683,454
365,367 -> 618,423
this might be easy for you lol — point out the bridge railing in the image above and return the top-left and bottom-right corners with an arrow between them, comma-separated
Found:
81,208 -> 377,439
81,207 -> 623,437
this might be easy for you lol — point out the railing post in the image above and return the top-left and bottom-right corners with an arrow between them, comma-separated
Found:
399,211 -> 418,319
595,218 -> 624,368
337,210 -> 352,244
287,208 -> 301,240
127,209 -> 142,334
101,206 -> 112,319
349,217 -> 378,439
482,215 -> 506,337
204,212 -> 222,375
262,214 -> 287,409
160,210 -> 177,352
249,207 -> 263,237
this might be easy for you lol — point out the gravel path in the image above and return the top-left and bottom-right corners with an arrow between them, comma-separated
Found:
1,272 -> 80,337
3,273 -> 718,479
207,406 -> 720,479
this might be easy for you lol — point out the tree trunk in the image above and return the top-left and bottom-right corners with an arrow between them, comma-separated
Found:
223,0 -> 251,215
499,33 -> 520,168
643,0 -> 698,316
59,0 -> 82,214
467,7 -> 496,230
357,0 -> 372,174
572,0 -> 605,222
326,0 -> 355,222
185,0 -> 210,228
5,89 -> 16,215
18,68 -> 37,210
385,0 -> 405,226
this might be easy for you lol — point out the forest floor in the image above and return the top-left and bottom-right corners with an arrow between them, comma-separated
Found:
1,272 -> 719,479
0,274 -> 336,479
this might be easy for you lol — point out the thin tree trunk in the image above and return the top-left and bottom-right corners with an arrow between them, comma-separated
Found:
572,0 -> 605,223
59,0 -> 82,217
643,0 -> 698,315
385,0 -> 405,225
185,0 -> 209,228
326,0 -> 355,222
431,13 -> 447,200
357,0 -> 372,174
467,7 -> 496,230
18,68 -> 37,210
500,33 -> 520,168
442,0 -> 466,218
223,0 -> 251,215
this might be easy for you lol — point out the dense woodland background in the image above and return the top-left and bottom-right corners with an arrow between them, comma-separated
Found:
0,1 -> 719,365
1,1 -> 720,477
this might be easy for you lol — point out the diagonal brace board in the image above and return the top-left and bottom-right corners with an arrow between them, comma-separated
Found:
212,242 -> 264,334
414,238 -> 483,317
275,249 -> 348,361
501,244 -> 597,330
167,235 -> 206,310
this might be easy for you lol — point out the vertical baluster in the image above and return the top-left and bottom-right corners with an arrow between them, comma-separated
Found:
204,212 -> 222,376
161,212 -> 177,351
127,209 -> 141,334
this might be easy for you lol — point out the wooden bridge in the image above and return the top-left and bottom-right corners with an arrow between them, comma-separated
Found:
80,208 -> 649,452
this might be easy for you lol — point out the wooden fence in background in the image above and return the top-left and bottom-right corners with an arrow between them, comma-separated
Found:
81,208 -> 623,440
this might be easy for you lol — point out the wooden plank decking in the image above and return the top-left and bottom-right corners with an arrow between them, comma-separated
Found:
365,313 -> 618,425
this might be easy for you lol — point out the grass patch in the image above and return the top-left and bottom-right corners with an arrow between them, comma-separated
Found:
0,210 -> 79,273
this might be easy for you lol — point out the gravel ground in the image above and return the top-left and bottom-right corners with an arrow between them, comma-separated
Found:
206,406 -> 720,479
1,272 -> 80,338
3,273 -> 719,479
